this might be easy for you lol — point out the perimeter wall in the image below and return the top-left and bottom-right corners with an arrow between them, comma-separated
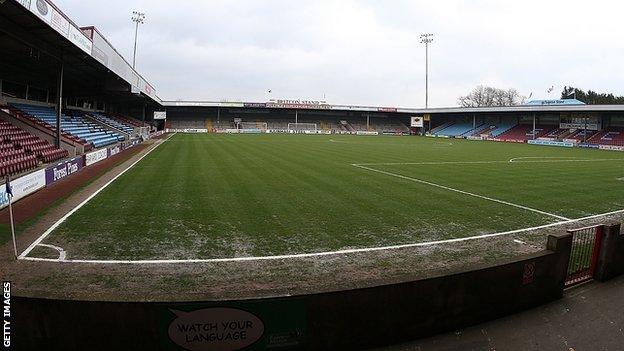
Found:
10,232 -> 589,351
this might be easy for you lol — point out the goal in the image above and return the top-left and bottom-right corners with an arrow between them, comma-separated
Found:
287,123 -> 317,132
240,122 -> 268,130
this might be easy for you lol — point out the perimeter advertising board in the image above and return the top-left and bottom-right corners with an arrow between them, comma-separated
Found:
45,156 -> 84,185
0,169 -> 46,209
527,140 -> 575,148
85,148 -> 108,166
599,145 -> 624,151
108,144 -> 122,157
154,111 -> 167,120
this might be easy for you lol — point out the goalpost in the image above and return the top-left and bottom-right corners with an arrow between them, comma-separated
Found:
240,122 -> 268,130
287,123 -> 317,133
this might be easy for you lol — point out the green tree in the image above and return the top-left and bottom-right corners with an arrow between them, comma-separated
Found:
561,86 -> 624,104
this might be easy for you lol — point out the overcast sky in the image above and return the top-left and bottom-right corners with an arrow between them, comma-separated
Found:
55,0 -> 623,107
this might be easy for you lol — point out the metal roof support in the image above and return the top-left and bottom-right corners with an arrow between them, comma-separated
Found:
532,113 -> 536,140
142,101 -> 146,124
55,54 -> 64,148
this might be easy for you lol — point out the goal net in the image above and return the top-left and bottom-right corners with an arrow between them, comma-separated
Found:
240,122 -> 268,130
287,123 -> 317,132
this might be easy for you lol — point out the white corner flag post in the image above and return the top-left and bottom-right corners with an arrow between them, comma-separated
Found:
6,175 -> 17,259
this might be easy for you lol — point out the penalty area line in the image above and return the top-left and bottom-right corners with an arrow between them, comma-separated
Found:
16,208 -> 624,264
18,133 -> 177,260
351,163 -> 570,221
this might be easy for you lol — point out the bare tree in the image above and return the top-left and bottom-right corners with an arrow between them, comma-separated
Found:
458,86 -> 526,107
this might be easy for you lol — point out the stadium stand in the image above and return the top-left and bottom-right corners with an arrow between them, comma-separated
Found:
565,129 -> 599,142
169,117 -> 207,130
542,128 -> 569,139
590,127 -> 624,146
489,122 -> 517,137
498,124 -> 555,141
3,104 -> 88,149
0,118 -> 68,177
434,123 -> 484,137
11,103 -> 123,148
88,112 -> 135,135
201,117 -> 408,134
368,118 -> 410,134
112,113 -> 148,127
429,122 -> 453,135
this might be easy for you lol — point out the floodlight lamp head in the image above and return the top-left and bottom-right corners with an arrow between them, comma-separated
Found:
419,33 -> 434,44
131,11 -> 146,24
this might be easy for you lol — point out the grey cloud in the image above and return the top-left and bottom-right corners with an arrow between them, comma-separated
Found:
55,0 -> 624,107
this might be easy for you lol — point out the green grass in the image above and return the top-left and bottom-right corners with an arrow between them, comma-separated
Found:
0,145 -> 146,246
40,133 -> 624,260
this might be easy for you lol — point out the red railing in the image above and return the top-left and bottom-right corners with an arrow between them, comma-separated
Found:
565,225 -> 604,287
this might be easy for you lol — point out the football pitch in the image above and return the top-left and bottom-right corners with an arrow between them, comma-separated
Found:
22,133 -> 624,261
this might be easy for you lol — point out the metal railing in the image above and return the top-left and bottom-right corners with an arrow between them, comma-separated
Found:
565,225 -> 604,287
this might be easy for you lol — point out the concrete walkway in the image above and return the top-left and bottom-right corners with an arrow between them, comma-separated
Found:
373,275 -> 624,351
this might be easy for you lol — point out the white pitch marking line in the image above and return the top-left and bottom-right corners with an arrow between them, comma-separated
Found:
16,208 -> 624,264
37,243 -> 66,260
509,156 -> 578,163
352,164 -> 570,221
355,158 -> 624,167
18,133 -> 177,259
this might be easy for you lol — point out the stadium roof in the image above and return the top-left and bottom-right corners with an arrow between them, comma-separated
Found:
1,0 -> 161,106
162,100 -> 624,115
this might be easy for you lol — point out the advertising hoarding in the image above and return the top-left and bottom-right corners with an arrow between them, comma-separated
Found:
0,169 -> 46,209
45,157 -> 84,185
411,117 -> 424,127
85,148 -> 108,166
154,111 -> 167,120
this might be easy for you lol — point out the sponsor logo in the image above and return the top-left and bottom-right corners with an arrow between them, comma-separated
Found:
243,103 -> 267,108
36,0 -> 48,16
0,170 -> 46,208
108,145 -> 121,157
599,145 -> 624,151
85,148 -> 108,166
53,162 -> 79,181
377,107 -> 397,113
528,140 -> 574,147
46,157 -> 83,184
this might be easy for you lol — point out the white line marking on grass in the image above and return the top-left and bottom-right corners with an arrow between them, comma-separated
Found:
509,156 -> 576,163
37,243 -> 66,260
356,158 -> 624,166
351,163 -> 571,221
16,208 -> 624,264
18,133 -> 177,260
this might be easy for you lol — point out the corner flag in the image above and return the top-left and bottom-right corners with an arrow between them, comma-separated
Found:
5,177 -> 12,198
6,176 -> 17,258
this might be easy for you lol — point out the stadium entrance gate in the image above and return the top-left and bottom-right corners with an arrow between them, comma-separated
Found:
565,225 -> 604,287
